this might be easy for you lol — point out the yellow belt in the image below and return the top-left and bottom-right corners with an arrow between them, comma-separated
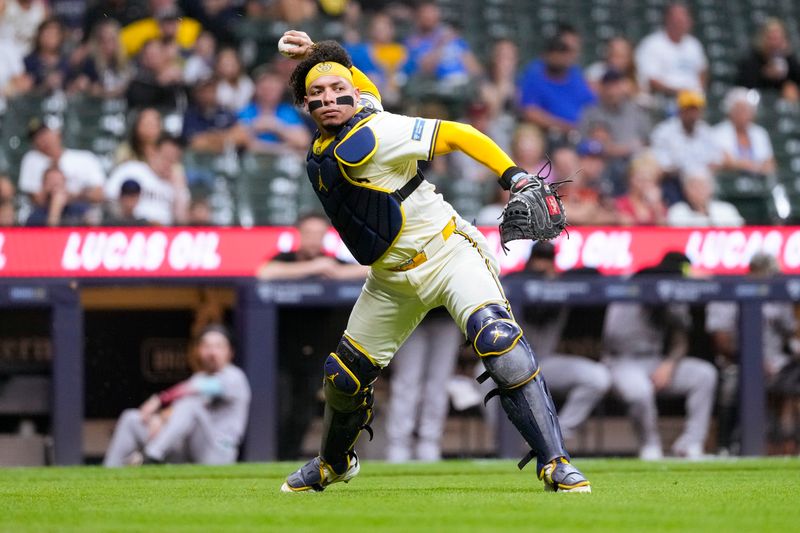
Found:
389,218 -> 457,272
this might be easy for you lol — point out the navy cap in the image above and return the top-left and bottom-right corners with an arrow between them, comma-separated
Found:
120,179 -> 142,196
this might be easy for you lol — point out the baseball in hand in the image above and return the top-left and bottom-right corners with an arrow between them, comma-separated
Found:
278,36 -> 301,58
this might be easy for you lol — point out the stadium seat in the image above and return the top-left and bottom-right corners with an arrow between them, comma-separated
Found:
62,97 -> 128,174
238,153 -> 307,226
715,171 -> 778,224
0,95 -> 55,184
183,150 -> 241,226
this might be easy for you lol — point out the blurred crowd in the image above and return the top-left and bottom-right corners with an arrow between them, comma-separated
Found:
0,0 -> 798,228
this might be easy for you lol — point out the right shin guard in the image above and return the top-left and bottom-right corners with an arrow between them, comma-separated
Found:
319,336 -> 380,473
468,304 -> 568,470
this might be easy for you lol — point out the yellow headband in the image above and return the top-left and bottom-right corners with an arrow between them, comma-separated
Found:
305,62 -> 354,91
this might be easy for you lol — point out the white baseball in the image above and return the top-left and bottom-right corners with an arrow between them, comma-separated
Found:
278,36 -> 301,58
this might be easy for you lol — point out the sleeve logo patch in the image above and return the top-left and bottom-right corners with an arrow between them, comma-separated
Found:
412,118 -> 425,141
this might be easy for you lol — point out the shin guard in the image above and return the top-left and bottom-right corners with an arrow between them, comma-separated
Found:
319,336 -> 380,473
468,304 -> 568,469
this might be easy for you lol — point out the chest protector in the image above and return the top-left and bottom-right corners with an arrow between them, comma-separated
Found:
306,108 -> 423,265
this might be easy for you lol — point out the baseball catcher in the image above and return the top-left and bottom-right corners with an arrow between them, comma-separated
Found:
278,30 -> 587,494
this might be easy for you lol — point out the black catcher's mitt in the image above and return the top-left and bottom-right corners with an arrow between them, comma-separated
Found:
499,170 -> 567,248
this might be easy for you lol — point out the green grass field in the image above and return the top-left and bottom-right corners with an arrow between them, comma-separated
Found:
0,458 -> 798,532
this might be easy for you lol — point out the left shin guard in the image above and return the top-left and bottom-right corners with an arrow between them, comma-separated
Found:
468,304 -> 568,469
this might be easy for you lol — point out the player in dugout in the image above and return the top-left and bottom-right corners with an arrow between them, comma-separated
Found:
103,325 -> 251,466
277,30 -> 589,493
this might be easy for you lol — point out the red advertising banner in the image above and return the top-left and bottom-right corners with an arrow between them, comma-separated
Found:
0,226 -> 798,278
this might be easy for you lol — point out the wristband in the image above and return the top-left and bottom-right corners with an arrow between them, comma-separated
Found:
499,166 -> 528,190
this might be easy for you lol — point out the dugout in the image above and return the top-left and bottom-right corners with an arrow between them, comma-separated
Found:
0,271 -> 793,464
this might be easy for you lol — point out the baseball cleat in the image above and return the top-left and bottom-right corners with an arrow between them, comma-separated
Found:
280,452 -> 360,493
538,457 -> 591,493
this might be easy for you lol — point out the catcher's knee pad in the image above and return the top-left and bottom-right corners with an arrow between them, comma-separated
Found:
322,336 -> 380,413
468,304 -> 538,388
468,304 -> 567,469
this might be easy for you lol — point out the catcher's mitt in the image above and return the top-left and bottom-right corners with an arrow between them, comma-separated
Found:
499,172 -> 567,248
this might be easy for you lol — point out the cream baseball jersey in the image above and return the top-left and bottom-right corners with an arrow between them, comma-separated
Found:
342,110 -> 459,269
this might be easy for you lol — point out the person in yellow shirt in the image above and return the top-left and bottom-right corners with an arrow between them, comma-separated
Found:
120,4 -> 202,58
278,31 -> 591,494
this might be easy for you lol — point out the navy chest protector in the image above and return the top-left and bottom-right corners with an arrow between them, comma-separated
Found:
306,109 -> 424,265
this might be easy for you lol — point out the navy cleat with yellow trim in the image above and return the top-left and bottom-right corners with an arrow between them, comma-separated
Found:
280,452 -> 360,493
538,457 -> 591,493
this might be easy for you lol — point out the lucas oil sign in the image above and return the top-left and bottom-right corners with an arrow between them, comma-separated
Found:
1,226 -> 800,277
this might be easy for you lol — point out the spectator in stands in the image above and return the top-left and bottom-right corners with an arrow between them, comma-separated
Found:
479,38 -> 519,151
550,144 -> 580,183
245,0 -> 317,24
510,123 -> 548,175
257,213 -> 368,459
736,18 -> 800,103
0,0 -> 48,59
650,90 -> 721,200
25,166 -> 89,226
19,118 -> 106,211
104,324 -> 251,466
502,242 -> 612,441
183,30 -> 216,85
0,34 -> 30,114
180,0 -> 240,47
126,38 -> 185,110
580,69 -> 651,164
447,102 -> 502,183
116,107 -> 163,163
556,140 -> 617,226
345,11 -> 408,109
23,17 -> 70,94
0,198 -> 13,226
403,1 -> 481,87
386,308 -> 461,462
615,151 -> 668,226
119,1 -> 202,58
706,253 -> 800,455
585,36 -> 637,95
103,178 -> 150,226
214,47 -> 254,112
712,87 -> 776,176
69,19 -> 131,99
105,134 -> 189,225
473,123 -> 548,218
603,252 -> 718,460
187,196 -> 213,226
0,175 -> 13,204
182,76 -> 249,153
635,2 -> 707,96
666,167 -> 744,227
237,65 -> 310,154
518,24 -> 596,137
